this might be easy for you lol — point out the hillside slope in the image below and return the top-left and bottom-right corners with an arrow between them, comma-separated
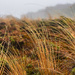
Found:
26,3 -> 75,19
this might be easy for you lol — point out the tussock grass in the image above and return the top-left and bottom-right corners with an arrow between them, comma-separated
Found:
0,16 -> 75,75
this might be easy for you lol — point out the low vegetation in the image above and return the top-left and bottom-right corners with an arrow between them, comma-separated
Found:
0,16 -> 75,75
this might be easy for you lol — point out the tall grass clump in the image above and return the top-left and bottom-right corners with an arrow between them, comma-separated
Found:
0,16 -> 75,75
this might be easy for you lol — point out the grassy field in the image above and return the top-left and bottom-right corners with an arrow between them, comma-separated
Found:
0,16 -> 75,75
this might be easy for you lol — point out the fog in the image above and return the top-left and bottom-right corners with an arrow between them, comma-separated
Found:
0,0 -> 75,18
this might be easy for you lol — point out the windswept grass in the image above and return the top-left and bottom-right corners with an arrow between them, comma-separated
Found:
0,16 -> 75,75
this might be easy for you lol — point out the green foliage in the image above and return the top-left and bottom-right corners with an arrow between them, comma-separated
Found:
50,42 -> 55,47
25,64 -> 40,75
70,67 -> 75,75
57,46 -> 60,51
10,36 -> 15,43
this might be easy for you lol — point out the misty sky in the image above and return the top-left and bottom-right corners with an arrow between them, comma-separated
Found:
0,0 -> 75,18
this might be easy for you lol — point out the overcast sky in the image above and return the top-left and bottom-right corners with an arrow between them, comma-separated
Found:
0,0 -> 75,18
